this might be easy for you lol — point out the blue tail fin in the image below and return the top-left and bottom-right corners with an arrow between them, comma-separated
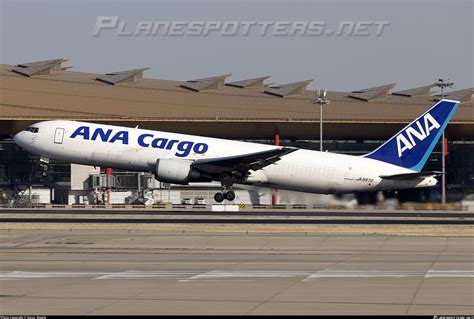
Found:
364,99 -> 460,172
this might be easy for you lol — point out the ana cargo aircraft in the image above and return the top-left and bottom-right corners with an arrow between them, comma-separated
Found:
14,99 -> 459,202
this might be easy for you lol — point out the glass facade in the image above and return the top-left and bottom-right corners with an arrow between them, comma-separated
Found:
0,142 -> 71,187
1,138 -> 473,204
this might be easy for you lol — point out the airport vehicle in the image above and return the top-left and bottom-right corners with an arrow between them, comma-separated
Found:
181,198 -> 192,205
194,197 -> 206,205
13,99 -> 459,202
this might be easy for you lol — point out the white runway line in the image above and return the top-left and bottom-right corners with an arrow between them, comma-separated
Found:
185,270 -> 313,280
425,270 -> 474,278
1,270 -> 473,281
304,270 -> 425,280
93,270 -> 200,280
304,269 -> 474,280
0,271 -> 108,279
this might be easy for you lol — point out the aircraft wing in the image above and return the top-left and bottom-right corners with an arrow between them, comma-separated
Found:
191,147 -> 297,179
379,171 -> 443,181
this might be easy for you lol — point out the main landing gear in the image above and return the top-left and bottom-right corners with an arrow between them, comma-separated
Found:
214,187 -> 236,203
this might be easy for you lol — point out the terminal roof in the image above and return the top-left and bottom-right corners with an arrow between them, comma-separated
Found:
181,74 -> 231,92
96,68 -> 150,85
349,83 -> 396,101
434,88 -> 473,102
1,62 -> 472,140
392,84 -> 435,97
12,59 -> 69,77
226,76 -> 271,88
264,80 -> 313,97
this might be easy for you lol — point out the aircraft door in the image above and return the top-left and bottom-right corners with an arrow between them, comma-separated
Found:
54,128 -> 65,144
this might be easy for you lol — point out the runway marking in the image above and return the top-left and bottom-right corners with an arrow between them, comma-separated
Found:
186,270 -> 313,280
93,270 -> 200,280
0,271 -> 108,279
425,270 -> 474,278
303,270 -> 474,281
304,270 -> 426,280
0,253 -> 49,256
0,270 -> 473,281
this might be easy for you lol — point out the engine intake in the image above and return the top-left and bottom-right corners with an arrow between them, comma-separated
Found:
155,159 -> 212,184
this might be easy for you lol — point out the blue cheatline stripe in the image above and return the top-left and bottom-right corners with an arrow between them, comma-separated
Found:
409,102 -> 459,172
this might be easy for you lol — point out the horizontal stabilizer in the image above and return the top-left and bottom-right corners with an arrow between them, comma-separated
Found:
380,171 -> 443,181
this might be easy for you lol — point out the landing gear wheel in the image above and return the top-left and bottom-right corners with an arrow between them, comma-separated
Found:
40,165 -> 48,177
224,190 -> 235,201
214,192 -> 225,203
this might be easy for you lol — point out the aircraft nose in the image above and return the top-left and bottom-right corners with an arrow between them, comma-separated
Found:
13,131 -> 29,147
13,132 -> 22,145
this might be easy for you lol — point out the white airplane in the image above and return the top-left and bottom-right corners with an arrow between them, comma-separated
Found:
13,99 -> 459,202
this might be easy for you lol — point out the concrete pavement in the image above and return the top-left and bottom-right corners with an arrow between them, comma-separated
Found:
0,229 -> 472,314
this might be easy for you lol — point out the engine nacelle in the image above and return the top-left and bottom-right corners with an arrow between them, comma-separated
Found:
155,159 -> 212,185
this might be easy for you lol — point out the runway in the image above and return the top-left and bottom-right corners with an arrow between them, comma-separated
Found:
0,229 -> 473,314
1,217 -> 473,224
0,208 -> 472,225
2,209 -> 473,218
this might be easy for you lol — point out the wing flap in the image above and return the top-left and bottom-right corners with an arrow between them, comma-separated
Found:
192,147 -> 296,176
380,171 -> 443,181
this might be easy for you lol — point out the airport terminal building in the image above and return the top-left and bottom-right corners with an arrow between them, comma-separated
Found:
0,59 -> 473,206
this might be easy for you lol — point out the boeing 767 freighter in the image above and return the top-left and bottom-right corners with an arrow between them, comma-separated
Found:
13,99 -> 459,202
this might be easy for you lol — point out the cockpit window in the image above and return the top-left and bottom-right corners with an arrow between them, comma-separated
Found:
25,127 -> 39,133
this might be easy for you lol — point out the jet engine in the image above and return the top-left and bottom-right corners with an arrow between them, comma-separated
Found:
155,159 -> 212,184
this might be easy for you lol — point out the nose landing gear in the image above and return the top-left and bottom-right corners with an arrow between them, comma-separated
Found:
40,168 -> 48,177
38,157 -> 50,177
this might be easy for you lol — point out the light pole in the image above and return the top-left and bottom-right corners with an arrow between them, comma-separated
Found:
312,89 -> 330,152
433,78 -> 454,204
